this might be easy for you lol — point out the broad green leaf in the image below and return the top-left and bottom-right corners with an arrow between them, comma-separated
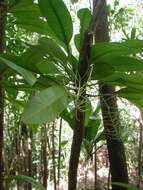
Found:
91,40 -> 143,61
9,0 -> 58,39
84,99 -> 93,126
36,60 -> 60,74
85,118 -> 101,141
35,75 -> 69,89
38,0 -> 73,50
103,73 -> 143,91
95,55 -> 143,72
10,0 -> 39,16
117,88 -> 143,109
38,38 -> 67,63
74,34 -> 80,51
0,57 -> 36,86
117,88 -> 143,99
22,86 -> 68,124
112,182 -> 141,190
75,8 -> 91,50
9,175 -> 45,190
92,62 -> 115,79
16,37 -> 67,73
61,108 -> 75,129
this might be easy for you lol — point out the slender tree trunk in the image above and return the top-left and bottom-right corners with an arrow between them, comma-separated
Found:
21,123 -> 28,190
52,122 -> 57,190
57,118 -> 62,190
68,32 -> 92,190
94,144 -> 97,190
15,129 -> 20,190
137,113 -> 143,188
95,1 -> 129,190
0,0 -> 6,189
28,129 -> 32,190
68,1 -> 106,189
41,125 -> 48,189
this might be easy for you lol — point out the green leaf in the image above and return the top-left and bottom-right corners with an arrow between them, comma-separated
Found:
22,86 -> 68,124
8,175 -> 45,190
16,37 -> 67,73
10,0 -> 39,17
74,34 -> 80,51
35,75 -> 68,89
117,88 -> 143,109
61,108 -> 75,129
36,60 -> 60,75
96,55 -> 143,72
38,0 -> 73,50
92,62 -> 115,79
117,88 -> 143,99
91,40 -> 143,61
38,38 -> 67,63
9,0 -> 59,41
85,118 -> 101,141
84,99 -> 93,126
112,182 -> 141,190
0,57 -> 36,86
75,8 -> 91,50
103,73 -> 143,91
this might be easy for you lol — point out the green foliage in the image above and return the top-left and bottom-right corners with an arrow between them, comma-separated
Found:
117,88 -> 143,109
9,175 -> 46,190
9,0 -> 54,37
38,0 -> 73,51
74,8 -> 91,50
112,182 -> 141,190
22,86 -> 68,124
91,40 -> 143,61
0,57 -> 36,86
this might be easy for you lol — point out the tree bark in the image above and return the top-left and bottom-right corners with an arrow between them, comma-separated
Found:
52,122 -> 57,190
68,31 -> 92,190
57,118 -> 62,190
137,112 -> 143,188
68,1 -> 108,189
41,125 -> 48,189
0,0 -> 6,189
28,129 -> 32,190
95,1 -> 129,190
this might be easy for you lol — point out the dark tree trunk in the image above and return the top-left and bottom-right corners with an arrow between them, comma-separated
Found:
52,123 -> 57,190
0,0 -> 6,189
68,31 -> 92,190
137,112 -> 143,188
57,118 -> 62,190
95,1 -> 129,190
28,129 -> 33,190
94,144 -> 97,190
41,125 -> 48,189
68,1 -> 107,189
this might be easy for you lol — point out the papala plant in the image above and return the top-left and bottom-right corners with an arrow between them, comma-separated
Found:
1,0 -> 143,189
1,0 -> 143,123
